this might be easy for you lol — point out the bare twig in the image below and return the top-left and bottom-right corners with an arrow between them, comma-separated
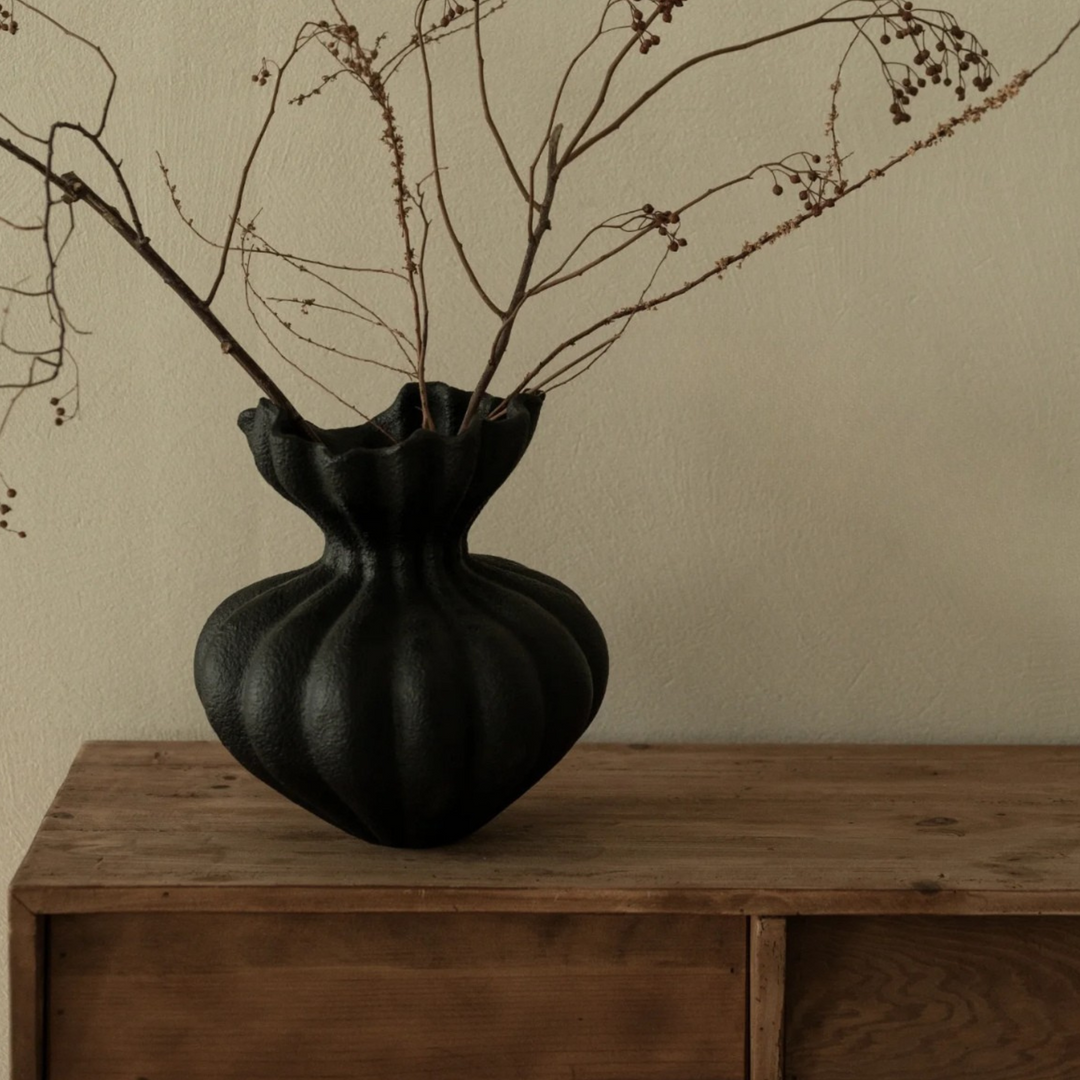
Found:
530,243 -> 672,394
321,7 -> 434,426
528,169 -> 763,300
472,0 -> 530,204
259,297 -> 413,377
15,1 -> 117,138
1,0 -> 1074,486
1029,13 -> 1080,76
502,60 -> 1053,404
0,216 -> 42,232
378,0 -> 510,83
563,9 -> 941,167
559,3 -> 665,165
0,135 -> 321,440
51,121 -> 145,239
157,153 -> 410,282
241,259 -> 372,426
416,0 -> 504,319
458,123 -> 563,432
205,25 -> 317,305
527,0 -> 623,232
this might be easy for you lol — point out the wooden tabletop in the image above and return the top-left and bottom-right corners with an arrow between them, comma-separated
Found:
12,741 -> 1080,916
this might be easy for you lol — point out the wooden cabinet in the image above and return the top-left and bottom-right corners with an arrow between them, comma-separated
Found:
11,743 -> 1080,1079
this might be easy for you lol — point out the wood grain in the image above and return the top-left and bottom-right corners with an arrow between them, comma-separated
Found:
8,895 -> 44,1080
13,742 -> 1080,917
749,916 -> 785,1080
785,916 -> 1080,1080
47,911 -> 745,1080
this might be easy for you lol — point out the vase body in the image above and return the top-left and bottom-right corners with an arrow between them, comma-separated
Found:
194,383 -> 608,848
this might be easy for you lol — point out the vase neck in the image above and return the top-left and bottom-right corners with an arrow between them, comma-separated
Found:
319,532 -> 472,577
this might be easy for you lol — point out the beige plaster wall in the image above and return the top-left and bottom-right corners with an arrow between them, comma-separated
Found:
1,1 -> 1078,1068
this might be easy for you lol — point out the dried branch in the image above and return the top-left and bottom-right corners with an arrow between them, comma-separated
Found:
536,252 -> 665,393
527,168 -> 764,300
158,152 -> 409,282
527,1 -> 624,232
529,210 -> 655,295
0,0 -> 1073,510
408,175 -> 435,360
490,243 -> 672,418
322,7 -> 435,426
0,135 -> 320,438
416,0 -> 504,319
259,297 -> 413,377
458,123 -> 563,432
239,234 -> 382,429
50,121 -> 145,239
501,60 -> 1051,403
1029,13 -> 1080,76
472,0 -> 530,204
254,235 -> 418,373
378,0 -> 511,83
205,24 -> 318,305
15,0 -> 117,138
559,2 -> 666,165
561,6 -> 984,168
0,216 -> 42,232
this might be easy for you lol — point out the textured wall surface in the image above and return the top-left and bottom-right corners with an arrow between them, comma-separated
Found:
2,1 -> 1078,1069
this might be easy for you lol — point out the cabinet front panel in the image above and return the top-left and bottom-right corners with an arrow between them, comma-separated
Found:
786,916 -> 1080,1080
48,911 -> 745,1080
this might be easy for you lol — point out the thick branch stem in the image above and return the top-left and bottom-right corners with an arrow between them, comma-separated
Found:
0,136 -> 321,442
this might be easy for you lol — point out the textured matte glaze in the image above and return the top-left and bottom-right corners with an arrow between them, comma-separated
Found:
193,383 -> 608,847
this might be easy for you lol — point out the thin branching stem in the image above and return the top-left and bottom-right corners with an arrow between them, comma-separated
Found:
206,26 -> 316,306
0,134 -> 322,440
528,1 -> 623,232
416,0 -> 504,319
559,4 -> 665,165
240,237 -> 383,430
472,0 -> 530,204
258,297 -> 413,377
501,61 -> 1052,403
16,1 -> 117,138
259,240 -> 418,373
458,124 -> 563,432
565,13 -> 897,167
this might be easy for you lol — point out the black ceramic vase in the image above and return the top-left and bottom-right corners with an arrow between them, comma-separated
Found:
194,382 -> 608,848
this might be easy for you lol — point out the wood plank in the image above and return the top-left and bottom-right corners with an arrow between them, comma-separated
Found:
785,916 -> 1080,1080
8,895 -> 44,1080
21,884 -> 1080,917
48,911 -> 745,1080
13,742 -> 1080,916
748,916 -> 785,1080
